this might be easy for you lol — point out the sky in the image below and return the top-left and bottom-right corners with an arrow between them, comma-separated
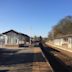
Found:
0,0 -> 72,37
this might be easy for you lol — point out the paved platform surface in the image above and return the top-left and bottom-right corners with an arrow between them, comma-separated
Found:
46,43 -> 72,58
46,42 -> 72,52
0,47 -> 52,72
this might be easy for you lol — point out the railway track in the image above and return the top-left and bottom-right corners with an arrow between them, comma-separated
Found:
39,43 -> 72,72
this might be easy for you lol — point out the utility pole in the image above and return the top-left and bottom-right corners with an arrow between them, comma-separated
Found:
29,27 -> 32,46
30,36 -> 31,45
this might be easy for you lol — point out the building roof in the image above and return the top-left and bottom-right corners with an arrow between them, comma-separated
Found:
2,30 -> 19,34
2,29 -> 30,38
55,34 -> 72,39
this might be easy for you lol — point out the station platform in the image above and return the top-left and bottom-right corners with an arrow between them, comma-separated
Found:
32,47 -> 53,72
0,47 -> 53,72
46,43 -> 72,58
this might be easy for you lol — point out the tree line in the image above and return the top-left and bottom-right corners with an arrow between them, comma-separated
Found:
48,16 -> 72,40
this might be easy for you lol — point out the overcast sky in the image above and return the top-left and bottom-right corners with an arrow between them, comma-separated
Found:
0,0 -> 72,37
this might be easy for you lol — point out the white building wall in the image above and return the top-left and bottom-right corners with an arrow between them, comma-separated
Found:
60,39 -> 64,46
54,38 -> 65,46
4,35 -> 8,44
16,39 -> 19,44
68,37 -> 72,48
54,38 -> 64,46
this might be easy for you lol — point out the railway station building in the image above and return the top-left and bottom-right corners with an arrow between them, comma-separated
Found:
53,34 -> 72,48
0,30 -> 30,47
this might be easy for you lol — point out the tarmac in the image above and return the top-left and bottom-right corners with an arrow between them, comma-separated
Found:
0,47 -> 53,72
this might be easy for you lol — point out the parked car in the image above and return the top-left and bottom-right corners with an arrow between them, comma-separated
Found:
32,41 -> 40,47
